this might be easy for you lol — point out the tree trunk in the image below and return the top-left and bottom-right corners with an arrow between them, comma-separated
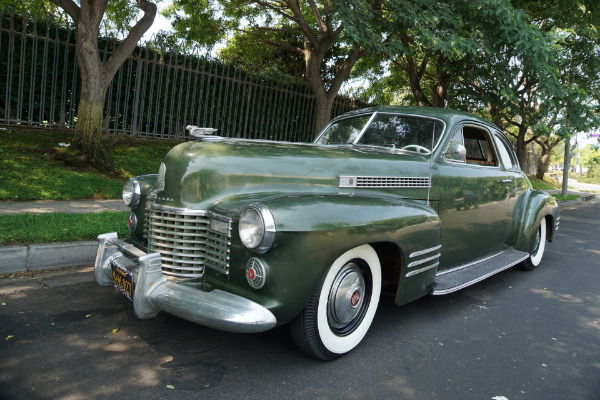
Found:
534,136 -> 560,180
432,83 -> 446,108
514,125 -> 529,170
304,45 -> 331,138
536,149 -> 550,180
73,82 -> 108,162
313,91 -> 335,139
72,20 -> 109,162
562,136 -> 570,197
50,0 -> 156,164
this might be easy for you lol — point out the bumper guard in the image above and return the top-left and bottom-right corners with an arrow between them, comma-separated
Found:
94,232 -> 277,333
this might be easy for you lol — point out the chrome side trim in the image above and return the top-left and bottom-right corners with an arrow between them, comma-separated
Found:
407,254 -> 441,269
432,254 -> 528,295
436,250 -> 508,277
406,262 -> 439,277
410,245 -> 442,258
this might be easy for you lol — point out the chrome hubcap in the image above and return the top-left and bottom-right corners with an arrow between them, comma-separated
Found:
328,263 -> 365,329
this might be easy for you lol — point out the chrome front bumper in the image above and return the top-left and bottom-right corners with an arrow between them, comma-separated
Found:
94,232 -> 277,333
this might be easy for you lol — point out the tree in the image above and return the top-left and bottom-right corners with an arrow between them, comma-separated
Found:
452,0 -> 600,177
342,0 -> 555,113
49,0 -> 157,163
167,0 -> 384,137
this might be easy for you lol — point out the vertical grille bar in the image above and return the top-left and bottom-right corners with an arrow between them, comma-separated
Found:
145,205 -> 232,278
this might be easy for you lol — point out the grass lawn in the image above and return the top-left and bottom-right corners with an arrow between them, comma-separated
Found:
527,175 -> 560,191
0,127 -> 176,201
551,193 -> 580,201
0,211 -> 130,246
0,127 -> 176,244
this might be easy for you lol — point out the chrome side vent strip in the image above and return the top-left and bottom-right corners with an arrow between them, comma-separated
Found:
339,176 -> 431,188
406,245 -> 442,277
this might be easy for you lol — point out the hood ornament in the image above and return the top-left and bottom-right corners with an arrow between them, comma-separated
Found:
186,125 -> 218,138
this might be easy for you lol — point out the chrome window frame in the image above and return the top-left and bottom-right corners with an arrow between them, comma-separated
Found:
442,122 -> 502,170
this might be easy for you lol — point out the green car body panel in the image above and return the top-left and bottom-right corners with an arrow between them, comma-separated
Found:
95,106 -> 558,357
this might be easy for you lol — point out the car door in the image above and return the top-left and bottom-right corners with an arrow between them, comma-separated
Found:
436,123 -> 512,270
491,131 -> 529,244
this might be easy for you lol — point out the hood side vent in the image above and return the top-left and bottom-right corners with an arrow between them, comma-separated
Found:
339,176 -> 431,189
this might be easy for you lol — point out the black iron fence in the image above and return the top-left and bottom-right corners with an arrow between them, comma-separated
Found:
0,6 -> 370,142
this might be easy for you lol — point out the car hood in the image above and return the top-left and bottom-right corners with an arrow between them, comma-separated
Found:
155,138 -> 432,213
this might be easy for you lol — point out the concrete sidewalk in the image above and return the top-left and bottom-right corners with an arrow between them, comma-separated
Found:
0,199 -> 128,215
0,199 -> 128,275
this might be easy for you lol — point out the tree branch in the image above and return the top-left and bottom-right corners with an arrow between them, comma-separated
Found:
328,44 -> 367,100
49,0 -> 79,22
238,27 -> 304,54
104,0 -> 157,80
306,0 -> 328,35
286,0 -> 319,48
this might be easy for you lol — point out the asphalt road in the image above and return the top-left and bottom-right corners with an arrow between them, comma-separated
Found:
1,200 -> 599,400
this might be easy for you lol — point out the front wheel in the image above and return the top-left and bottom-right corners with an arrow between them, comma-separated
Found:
520,217 -> 547,271
290,244 -> 382,361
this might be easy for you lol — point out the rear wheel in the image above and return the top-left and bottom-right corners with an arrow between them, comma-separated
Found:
520,217 -> 547,271
290,244 -> 382,361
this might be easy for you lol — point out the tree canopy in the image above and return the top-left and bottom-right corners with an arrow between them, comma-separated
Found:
166,0 -> 386,136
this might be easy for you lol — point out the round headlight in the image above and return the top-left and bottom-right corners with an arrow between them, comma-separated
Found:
122,178 -> 141,208
239,203 -> 276,253
239,207 -> 264,249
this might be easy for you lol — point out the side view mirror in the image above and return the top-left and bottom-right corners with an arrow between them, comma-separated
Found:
445,144 -> 467,162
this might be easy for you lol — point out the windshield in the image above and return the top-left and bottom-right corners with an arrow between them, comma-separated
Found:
316,113 -> 445,154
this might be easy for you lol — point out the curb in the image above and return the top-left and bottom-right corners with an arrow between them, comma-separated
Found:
0,241 -> 97,275
556,193 -> 598,207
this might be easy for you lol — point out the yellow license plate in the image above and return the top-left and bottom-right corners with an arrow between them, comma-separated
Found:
111,258 -> 135,301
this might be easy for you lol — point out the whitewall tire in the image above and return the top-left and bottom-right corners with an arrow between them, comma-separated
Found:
520,217 -> 547,271
290,244 -> 382,361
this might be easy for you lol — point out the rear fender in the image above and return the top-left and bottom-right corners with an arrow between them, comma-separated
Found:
514,189 -> 559,254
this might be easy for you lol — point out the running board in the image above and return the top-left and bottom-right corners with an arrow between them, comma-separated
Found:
432,249 -> 529,295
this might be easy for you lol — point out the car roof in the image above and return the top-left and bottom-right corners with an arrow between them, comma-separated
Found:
332,106 -> 498,131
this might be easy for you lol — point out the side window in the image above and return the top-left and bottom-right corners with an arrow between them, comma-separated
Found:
463,126 -> 497,166
493,133 -> 518,170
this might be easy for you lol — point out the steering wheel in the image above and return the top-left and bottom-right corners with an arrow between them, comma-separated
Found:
401,144 -> 430,154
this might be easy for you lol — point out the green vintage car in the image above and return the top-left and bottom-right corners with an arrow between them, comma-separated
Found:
94,106 -> 559,361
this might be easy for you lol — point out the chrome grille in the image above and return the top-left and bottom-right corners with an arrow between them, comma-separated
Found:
339,176 -> 430,188
145,205 -> 232,278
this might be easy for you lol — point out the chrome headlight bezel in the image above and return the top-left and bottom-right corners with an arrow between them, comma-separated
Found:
239,203 -> 276,254
122,178 -> 141,208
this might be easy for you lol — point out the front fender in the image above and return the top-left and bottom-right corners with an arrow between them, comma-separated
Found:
514,189 -> 559,254
251,194 -> 441,323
